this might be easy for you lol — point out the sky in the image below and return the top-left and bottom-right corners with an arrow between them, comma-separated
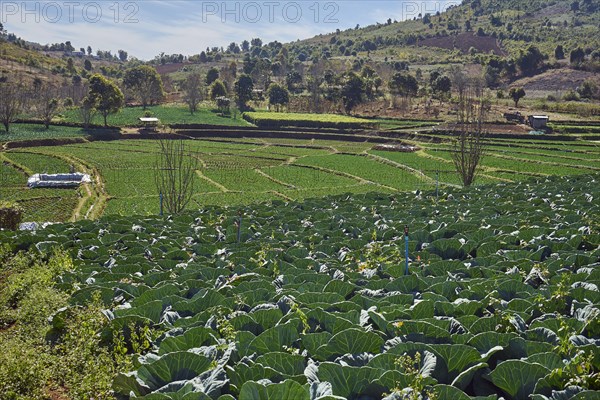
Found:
1,0 -> 460,60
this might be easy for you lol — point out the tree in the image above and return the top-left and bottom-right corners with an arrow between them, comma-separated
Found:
388,72 -> 419,111
570,47 -> 585,64
555,45 -> 565,60
234,74 -> 254,110
86,74 -> 124,127
266,83 -> 289,112
571,1 -> 580,12
250,38 -> 262,49
340,71 -> 365,114
216,97 -> 231,114
516,45 -> 545,75
78,95 -> 97,128
577,79 -> 598,99
241,40 -> 250,52
0,81 -> 26,132
123,65 -> 165,109
209,79 -> 227,100
118,50 -> 128,62
66,58 -> 76,74
84,59 -> 93,71
154,139 -> 198,215
431,75 -> 452,101
182,72 -> 203,114
451,78 -> 488,187
34,83 -> 61,129
286,71 -> 303,94
206,67 -> 219,85
509,87 -> 526,107
87,46 -> 92,56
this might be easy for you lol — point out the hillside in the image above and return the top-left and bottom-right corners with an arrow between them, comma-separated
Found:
290,0 -> 600,60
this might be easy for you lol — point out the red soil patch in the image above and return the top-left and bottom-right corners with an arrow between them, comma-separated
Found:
419,32 -> 506,56
155,62 -> 190,75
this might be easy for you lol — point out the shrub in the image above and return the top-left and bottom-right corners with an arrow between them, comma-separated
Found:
563,90 -> 580,101
0,201 -> 23,230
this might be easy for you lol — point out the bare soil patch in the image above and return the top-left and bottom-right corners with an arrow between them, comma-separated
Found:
419,33 -> 506,56
510,68 -> 599,93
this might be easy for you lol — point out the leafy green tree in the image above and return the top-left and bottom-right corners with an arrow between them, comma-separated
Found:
123,65 -> 164,109
431,75 -> 452,101
209,79 -> 227,100
516,45 -> 544,75
286,71 -> 303,94
234,74 -> 254,110
86,74 -> 124,127
577,80 -> 598,99
571,1 -> 580,12
266,83 -> 289,112
389,72 -> 419,98
555,45 -> 565,60
509,87 -> 526,107
570,47 -> 585,64
341,71 -> 365,114
206,67 -> 219,85
84,59 -> 92,71
66,58 -> 76,75
118,50 -> 128,62
216,96 -> 231,114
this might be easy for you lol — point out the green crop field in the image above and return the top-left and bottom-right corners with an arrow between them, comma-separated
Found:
2,135 -> 600,223
0,124 -> 91,142
1,174 -> 598,399
59,104 -> 252,127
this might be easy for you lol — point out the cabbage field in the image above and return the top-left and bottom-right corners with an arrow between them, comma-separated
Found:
1,174 -> 598,399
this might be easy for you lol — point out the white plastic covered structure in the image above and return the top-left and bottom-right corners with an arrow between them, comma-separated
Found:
27,173 -> 92,188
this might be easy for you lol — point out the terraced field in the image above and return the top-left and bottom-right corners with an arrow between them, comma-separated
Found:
1,135 -> 599,222
1,174 -> 598,399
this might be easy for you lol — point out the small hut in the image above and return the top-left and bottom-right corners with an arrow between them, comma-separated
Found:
139,117 -> 160,131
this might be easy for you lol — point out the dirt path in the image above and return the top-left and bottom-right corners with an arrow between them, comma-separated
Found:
195,170 -> 229,193
254,169 -> 297,189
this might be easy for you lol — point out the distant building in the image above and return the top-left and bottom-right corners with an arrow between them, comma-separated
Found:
68,51 -> 85,57
528,115 -> 549,130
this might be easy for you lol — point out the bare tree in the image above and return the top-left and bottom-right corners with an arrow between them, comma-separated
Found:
307,58 -> 327,113
78,96 -> 97,128
34,83 -> 61,129
451,75 -> 489,187
182,72 -> 204,114
0,81 -> 26,132
154,139 -> 199,214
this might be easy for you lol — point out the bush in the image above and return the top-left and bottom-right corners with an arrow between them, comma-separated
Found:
563,90 -> 580,101
0,201 -> 23,230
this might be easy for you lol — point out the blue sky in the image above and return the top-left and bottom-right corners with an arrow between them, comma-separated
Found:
2,1 -> 460,60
